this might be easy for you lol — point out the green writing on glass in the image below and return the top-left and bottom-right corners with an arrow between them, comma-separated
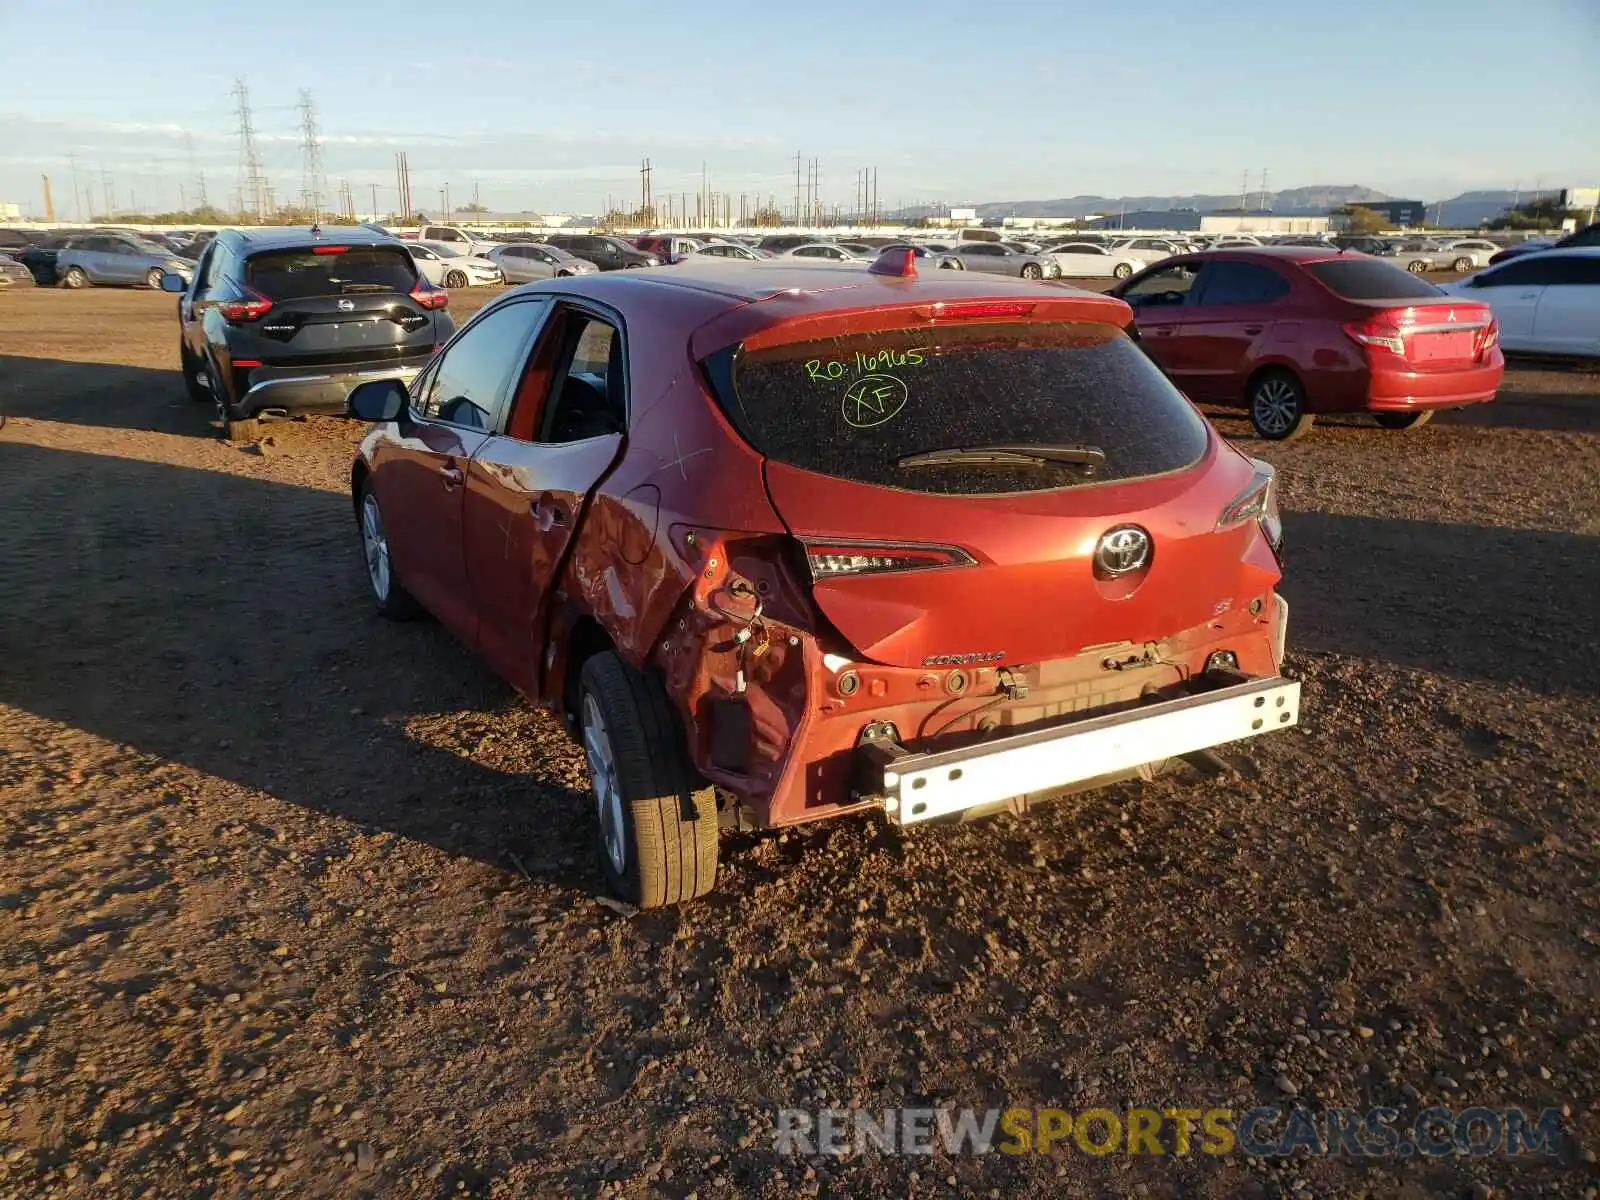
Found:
805,346 -> 926,382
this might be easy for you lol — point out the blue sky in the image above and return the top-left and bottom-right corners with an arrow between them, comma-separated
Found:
0,0 -> 1595,218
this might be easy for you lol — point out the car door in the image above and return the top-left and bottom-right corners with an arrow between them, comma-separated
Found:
1111,259 -> 1203,380
377,301 -> 551,643
1464,256 -> 1551,351
108,238 -> 149,284
1171,259 -> 1290,402
181,240 -> 227,357
1060,246 -> 1109,277
76,235 -> 116,281
957,244 -> 1003,274
462,302 -> 627,694
1528,255 -> 1600,355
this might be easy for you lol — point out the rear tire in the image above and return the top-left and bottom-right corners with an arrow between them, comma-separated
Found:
1021,263 -> 1042,280
145,268 -> 165,289
579,652 -> 719,908
1451,257 -> 1474,273
1113,262 -> 1134,279
1406,260 -> 1427,274
444,270 -> 467,289
61,266 -> 88,289
1248,370 -> 1314,441
1375,411 -> 1432,430
180,342 -> 210,403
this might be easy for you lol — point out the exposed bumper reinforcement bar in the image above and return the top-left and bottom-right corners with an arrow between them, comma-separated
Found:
869,674 -> 1301,825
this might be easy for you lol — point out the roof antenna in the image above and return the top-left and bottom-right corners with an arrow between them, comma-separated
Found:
310,222 -> 321,238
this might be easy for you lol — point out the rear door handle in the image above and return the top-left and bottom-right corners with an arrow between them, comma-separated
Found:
1519,292 -> 1539,300
438,465 -> 464,487
1243,325 -> 1264,335
1150,326 -> 1176,337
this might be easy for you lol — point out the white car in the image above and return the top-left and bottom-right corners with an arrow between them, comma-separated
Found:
1434,239 -> 1503,271
1044,242 -> 1147,279
694,242 -> 768,261
1439,247 -> 1600,357
407,241 -> 503,288
776,243 -> 873,264
1109,236 -> 1187,265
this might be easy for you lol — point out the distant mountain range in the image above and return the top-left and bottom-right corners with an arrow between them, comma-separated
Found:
963,186 -> 1526,227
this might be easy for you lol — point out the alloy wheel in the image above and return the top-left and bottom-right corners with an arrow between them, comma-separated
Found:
1252,378 -> 1300,437
360,492 -> 391,601
583,694 -> 626,875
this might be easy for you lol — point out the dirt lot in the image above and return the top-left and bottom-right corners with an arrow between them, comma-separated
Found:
1,282 -> 1597,1200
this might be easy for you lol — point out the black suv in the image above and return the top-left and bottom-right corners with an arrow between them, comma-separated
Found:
165,226 -> 454,441
542,234 -> 659,270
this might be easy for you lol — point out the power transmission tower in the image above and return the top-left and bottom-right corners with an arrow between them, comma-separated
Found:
68,151 -> 82,221
232,78 -> 267,221
640,157 -> 652,219
298,90 -> 325,220
184,134 -> 209,212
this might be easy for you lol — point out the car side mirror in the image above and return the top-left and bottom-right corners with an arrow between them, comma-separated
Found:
349,378 -> 408,422
159,272 -> 188,293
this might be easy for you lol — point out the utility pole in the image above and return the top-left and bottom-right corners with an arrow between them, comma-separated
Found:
640,157 -> 652,220
370,183 -> 379,220
1258,168 -> 1269,212
298,89 -> 325,220
100,165 -> 113,218
1239,169 -> 1249,218
233,77 -> 267,221
794,152 -> 802,227
41,175 -> 54,223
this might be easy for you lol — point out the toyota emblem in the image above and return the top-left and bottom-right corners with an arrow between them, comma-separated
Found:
1094,525 -> 1152,577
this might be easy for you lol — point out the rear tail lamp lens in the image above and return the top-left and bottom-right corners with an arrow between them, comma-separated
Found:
1475,317 -> 1499,356
1218,459 -> 1283,556
914,301 -> 1036,321
410,283 -> 449,311
1343,318 -> 1405,355
219,291 -> 272,323
803,541 -> 976,579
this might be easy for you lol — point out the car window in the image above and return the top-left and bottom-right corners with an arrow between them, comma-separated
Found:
410,246 -> 435,260
711,321 -> 1209,496
536,313 -> 626,443
246,245 -> 418,300
1542,256 -> 1600,286
1058,245 -> 1099,254
793,246 -> 826,258
1194,261 -> 1291,306
437,229 -> 463,242
1122,263 -> 1201,307
415,300 -> 549,429
1304,259 -> 1444,299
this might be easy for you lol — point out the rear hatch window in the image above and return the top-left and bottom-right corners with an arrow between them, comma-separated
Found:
245,245 -> 417,301
713,322 -> 1209,495
1305,259 -> 1443,300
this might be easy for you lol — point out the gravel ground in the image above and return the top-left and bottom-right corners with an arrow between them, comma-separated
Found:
0,284 -> 1597,1200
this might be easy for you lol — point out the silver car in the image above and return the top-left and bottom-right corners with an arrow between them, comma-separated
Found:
55,232 -> 195,290
483,242 -> 602,283
1388,239 -> 1456,274
948,242 -> 1060,279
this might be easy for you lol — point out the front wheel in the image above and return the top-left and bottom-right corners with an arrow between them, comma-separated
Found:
1113,262 -> 1134,280
579,652 -> 719,908
1020,263 -> 1042,280
145,268 -> 165,289
444,270 -> 467,289
60,266 -> 88,289
1452,257 -> 1474,273
1375,411 -> 1432,430
358,481 -> 422,619
1406,260 -> 1428,274
1249,371 -> 1315,441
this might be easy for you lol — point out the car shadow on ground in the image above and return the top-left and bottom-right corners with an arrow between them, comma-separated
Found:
1283,510 -> 1600,697
0,355 -> 218,438
0,440 -> 609,897
1202,394 -> 1599,438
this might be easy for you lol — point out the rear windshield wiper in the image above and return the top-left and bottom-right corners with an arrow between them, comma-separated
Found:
337,282 -> 394,294
896,443 -> 1106,470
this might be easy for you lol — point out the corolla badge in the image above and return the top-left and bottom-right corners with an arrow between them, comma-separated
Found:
1094,525 -> 1152,576
923,651 -> 1005,667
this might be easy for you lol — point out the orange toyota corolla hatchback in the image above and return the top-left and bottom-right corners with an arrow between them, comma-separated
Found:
347,251 -> 1300,906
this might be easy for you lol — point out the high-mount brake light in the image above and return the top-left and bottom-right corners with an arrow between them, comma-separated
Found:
917,300 -> 1036,321
410,283 -> 449,311
802,540 -> 976,579
869,248 -> 918,278
312,245 -> 349,255
219,291 -> 272,323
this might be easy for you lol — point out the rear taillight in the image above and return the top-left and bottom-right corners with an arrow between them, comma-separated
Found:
1343,316 -> 1405,356
410,282 -> 448,311
1475,317 -> 1499,357
802,540 -> 976,579
1217,459 -> 1283,557
219,291 -> 272,323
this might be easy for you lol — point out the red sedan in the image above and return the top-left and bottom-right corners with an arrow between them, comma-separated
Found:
348,252 -> 1300,906
1109,247 -> 1503,439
